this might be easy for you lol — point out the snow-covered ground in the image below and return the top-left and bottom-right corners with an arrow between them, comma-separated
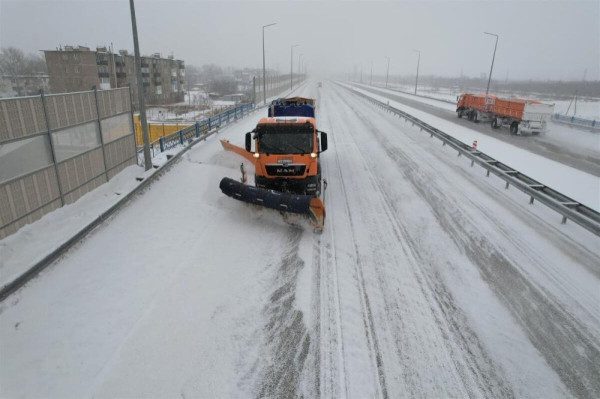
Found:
1,81 -> 599,398
146,102 -> 236,122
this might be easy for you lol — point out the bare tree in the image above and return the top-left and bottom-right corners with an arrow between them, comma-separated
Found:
210,78 -> 237,96
25,53 -> 47,74
0,47 -> 26,76
0,47 -> 47,76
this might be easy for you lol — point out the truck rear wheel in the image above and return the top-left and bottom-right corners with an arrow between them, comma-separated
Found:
473,112 -> 479,123
510,122 -> 519,135
491,118 -> 500,129
467,111 -> 474,121
457,109 -> 463,118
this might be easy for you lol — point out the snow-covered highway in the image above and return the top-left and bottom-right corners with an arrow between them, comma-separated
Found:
1,81 -> 599,398
349,82 -> 600,178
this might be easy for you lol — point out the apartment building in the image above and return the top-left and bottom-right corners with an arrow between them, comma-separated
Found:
43,45 -> 185,105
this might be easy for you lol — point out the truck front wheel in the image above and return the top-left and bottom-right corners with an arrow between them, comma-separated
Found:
457,109 -> 463,118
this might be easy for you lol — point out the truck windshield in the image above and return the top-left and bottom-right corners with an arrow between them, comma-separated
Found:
256,124 -> 314,154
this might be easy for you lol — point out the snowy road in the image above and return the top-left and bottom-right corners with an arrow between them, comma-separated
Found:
1,82 -> 599,398
349,83 -> 600,177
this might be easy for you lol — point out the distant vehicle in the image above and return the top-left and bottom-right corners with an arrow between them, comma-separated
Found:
456,93 -> 554,135
318,82 -> 323,88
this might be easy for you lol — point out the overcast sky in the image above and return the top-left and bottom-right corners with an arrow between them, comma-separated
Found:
1,0 -> 598,81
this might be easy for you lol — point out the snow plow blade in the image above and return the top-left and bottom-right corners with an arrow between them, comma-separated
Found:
219,177 -> 325,231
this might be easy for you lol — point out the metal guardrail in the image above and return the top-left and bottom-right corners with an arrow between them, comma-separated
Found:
553,113 -> 598,131
341,84 -> 600,237
360,82 -> 456,104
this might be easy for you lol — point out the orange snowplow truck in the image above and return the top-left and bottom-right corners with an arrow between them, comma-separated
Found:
246,116 -> 326,196
219,97 -> 328,231
456,93 -> 554,135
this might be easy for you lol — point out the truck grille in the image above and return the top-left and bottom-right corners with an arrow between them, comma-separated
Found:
265,164 -> 306,176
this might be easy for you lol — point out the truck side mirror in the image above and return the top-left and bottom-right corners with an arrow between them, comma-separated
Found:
245,132 -> 252,152
320,132 -> 328,152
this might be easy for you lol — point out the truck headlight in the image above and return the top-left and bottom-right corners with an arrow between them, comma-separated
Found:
253,153 -> 260,159
310,153 -> 317,158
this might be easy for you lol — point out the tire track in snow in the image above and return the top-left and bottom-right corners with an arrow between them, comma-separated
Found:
329,84 -> 512,398
314,86 -> 351,399
319,86 -> 389,399
340,85 -> 600,398
247,228 -> 313,399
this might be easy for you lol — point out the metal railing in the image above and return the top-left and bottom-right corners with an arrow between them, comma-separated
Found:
341,83 -> 600,237
553,113 -> 598,131
137,102 -> 255,164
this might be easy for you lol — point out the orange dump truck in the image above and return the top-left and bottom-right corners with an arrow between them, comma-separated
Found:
456,93 -> 554,135
219,97 -> 328,231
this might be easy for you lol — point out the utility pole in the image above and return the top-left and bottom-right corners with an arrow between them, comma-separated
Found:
370,61 -> 373,85
110,42 -> 117,88
413,49 -> 420,95
262,23 -> 276,105
129,0 -> 151,170
290,44 -> 298,90
384,56 -> 390,88
484,32 -> 499,95
298,53 -> 304,80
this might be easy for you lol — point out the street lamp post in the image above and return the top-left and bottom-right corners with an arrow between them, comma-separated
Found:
290,44 -> 299,89
384,56 -> 390,88
484,32 -> 499,95
298,53 -> 304,80
413,49 -> 420,95
262,23 -> 276,105
129,0 -> 151,170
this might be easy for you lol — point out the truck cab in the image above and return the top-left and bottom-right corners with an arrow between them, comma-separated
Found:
245,117 -> 327,196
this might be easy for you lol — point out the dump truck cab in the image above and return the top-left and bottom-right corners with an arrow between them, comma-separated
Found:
245,117 -> 327,196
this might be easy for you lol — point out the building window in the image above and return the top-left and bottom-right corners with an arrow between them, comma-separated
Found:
73,53 -> 79,61
62,54 -> 68,60
156,86 -> 162,95
64,66 -> 69,73
74,66 -> 80,73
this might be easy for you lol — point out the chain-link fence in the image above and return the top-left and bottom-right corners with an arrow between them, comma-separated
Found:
0,87 -> 137,239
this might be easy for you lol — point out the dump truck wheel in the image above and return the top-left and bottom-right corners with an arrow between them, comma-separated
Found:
510,122 -> 519,135
473,112 -> 479,123
467,111 -> 474,121
491,118 -> 500,129
457,109 -> 463,118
